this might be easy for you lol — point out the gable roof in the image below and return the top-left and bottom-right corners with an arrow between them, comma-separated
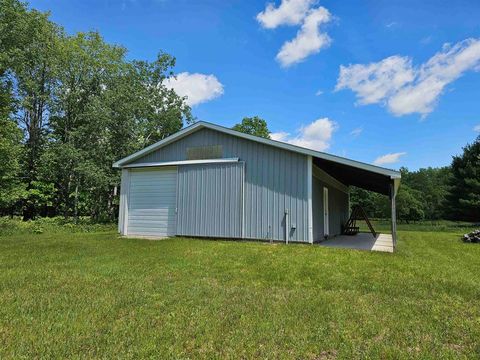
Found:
113,121 -> 400,178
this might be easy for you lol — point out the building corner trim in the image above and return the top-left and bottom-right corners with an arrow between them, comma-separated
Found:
307,156 -> 313,243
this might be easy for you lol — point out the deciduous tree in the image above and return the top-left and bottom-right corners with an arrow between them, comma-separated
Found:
233,116 -> 270,138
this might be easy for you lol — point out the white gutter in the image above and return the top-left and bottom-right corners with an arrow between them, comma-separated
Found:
120,157 -> 239,169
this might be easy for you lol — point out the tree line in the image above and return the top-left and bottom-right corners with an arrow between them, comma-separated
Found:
0,0 -> 193,221
350,137 -> 479,223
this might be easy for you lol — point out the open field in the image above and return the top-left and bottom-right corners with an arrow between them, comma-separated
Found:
0,218 -> 479,359
361,219 -> 478,234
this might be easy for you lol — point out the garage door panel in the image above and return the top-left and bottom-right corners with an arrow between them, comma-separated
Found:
127,167 -> 177,237
130,196 -> 176,201
129,183 -> 177,189
127,217 -> 173,223
130,178 -> 176,183
128,212 -> 174,217
127,229 -> 176,236
129,191 -> 175,196
129,189 -> 176,194
129,200 -> 176,207
127,217 -> 173,224
128,213 -> 173,218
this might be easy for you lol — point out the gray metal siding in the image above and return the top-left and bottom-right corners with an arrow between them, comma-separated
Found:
312,177 -> 349,240
132,128 -> 309,242
177,162 -> 244,238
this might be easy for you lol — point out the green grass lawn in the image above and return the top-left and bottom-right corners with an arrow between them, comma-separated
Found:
1,219 -> 479,359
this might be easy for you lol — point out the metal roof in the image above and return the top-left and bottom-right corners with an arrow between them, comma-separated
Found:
114,121 -> 398,173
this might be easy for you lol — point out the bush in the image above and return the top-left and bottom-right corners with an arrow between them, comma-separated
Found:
0,216 -> 115,236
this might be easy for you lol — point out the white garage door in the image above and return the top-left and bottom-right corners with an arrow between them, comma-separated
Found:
127,167 -> 177,237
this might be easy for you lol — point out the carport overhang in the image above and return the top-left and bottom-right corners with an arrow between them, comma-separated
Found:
313,157 -> 401,248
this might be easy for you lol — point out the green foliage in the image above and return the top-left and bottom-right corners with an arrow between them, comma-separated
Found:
0,216 -> 114,236
0,0 -> 192,221
349,187 -> 388,218
232,116 -> 271,138
447,136 -> 480,221
400,166 -> 451,219
0,119 -> 24,211
351,166 -> 452,222
0,0 -> 63,219
22,180 -> 55,214
395,184 -> 425,223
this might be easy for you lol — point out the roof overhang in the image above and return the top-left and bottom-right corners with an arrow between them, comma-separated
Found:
313,157 -> 400,196
113,121 -> 401,195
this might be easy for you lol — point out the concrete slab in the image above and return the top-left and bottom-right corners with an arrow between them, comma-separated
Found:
320,232 -> 394,253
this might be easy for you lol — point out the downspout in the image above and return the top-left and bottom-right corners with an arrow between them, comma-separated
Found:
285,209 -> 289,244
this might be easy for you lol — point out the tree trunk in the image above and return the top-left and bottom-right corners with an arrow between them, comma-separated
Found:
74,182 -> 79,224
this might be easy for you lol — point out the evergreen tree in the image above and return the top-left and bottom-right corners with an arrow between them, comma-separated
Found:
447,136 -> 480,221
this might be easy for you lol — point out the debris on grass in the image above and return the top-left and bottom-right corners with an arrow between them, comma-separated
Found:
463,229 -> 480,243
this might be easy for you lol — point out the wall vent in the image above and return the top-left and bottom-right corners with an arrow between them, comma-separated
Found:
186,145 -> 223,160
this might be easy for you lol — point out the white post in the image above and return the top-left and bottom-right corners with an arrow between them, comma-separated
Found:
119,169 -> 130,235
390,182 -> 397,249
307,156 -> 313,244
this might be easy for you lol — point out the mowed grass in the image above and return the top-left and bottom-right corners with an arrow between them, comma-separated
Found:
1,221 -> 480,359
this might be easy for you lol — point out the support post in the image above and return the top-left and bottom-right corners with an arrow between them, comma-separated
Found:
390,182 -> 397,249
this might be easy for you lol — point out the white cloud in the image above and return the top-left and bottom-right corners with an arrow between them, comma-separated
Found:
256,0 -> 315,28
315,89 -> 323,96
349,127 -> 363,137
373,152 -> 406,166
336,56 -> 415,105
271,117 -> 337,151
276,7 -> 331,67
164,72 -> 224,106
474,124 -> 480,132
257,0 -> 333,67
420,35 -> 432,45
336,38 -> 480,117
270,131 -> 290,141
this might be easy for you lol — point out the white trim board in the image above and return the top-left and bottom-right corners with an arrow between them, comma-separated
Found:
112,121 -> 401,180
307,156 -> 313,244
323,187 -> 329,237
120,169 -> 130,235
122,158 -> 239,169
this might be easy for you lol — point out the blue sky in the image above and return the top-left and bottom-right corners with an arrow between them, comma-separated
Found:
30,0 -> 480,170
